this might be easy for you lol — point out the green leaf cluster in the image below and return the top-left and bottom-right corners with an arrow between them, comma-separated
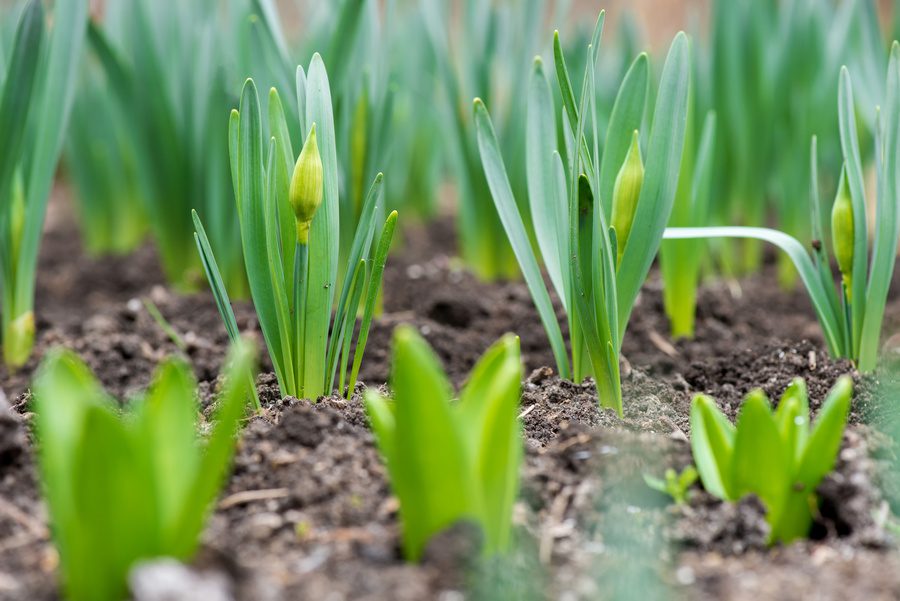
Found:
691,377 -> 852,544
195,56 -> 398,401
76,0 -> 281,295
365,326 -> 523,562
0,0 -> 88,368
420,0 -> 548,281
665,43 -> 900,372
701,0 -> 885,282
32,341 -> 257,601
247,0 -> 399,270
475,13 -> 691,414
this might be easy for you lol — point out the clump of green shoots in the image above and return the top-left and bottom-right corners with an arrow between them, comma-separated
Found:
421,0 -> 545,281
195,55 -> 398,401
665,44 -> 900,372
65,56 -> 146,256
366,326 -> 523,561
475,13 -> 690,414
0,0 -> 88,368
33,340 -> 257,601
691,377 -> 852,544
82,0 -> 275,295
701,0 -> 884,284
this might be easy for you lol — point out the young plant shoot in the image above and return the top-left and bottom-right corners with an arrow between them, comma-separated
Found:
659,109 -> 717,339
195,55 -> 398,401
665,44 -> 900,372
0,0 -> 88,368
33,340 -> 257,601
365,326 -> 523,561
691,377 -> 852,544
66,60 -> 146,256
475,13 -> 690,414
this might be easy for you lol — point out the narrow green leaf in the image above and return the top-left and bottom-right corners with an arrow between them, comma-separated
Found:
302,53 -> 340,397
526,57 -> 567,306
193,211 -> 240,343
837,67 -> 868,358
348,210 -> 399,395
860,42 -> 900,371
474,98 -> 570,379
616,32 -> 691,335
664,226 -> 845,356
0,0 -> 43,211
598,53 -> 649,218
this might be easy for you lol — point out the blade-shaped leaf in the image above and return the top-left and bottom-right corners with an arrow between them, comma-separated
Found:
616,32 -> 690,336
690,394 -> 736,500
474,98 -> 570,379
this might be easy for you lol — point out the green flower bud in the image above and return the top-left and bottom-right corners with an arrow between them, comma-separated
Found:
290,123 -> 324,245
4,311 -> 34,369
610,130 -> 644,265
831,172 -> 854,297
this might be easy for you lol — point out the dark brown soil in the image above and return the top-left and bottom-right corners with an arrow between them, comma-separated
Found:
2,194 -> 900,600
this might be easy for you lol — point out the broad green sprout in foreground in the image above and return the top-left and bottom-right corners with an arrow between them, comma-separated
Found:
691,377 -> 852,544
475,13 -> 690,415
195,55 -> 397,401
366,326 -> 523,561
0,0 -> 88,368
33,341 -> 257,601
665,44 -> 900,372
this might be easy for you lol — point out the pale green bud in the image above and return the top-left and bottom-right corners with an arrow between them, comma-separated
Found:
610,130 -> 644,265
831,171 -> 854,297
4,311 -> 34,369
289,123 -> 324,244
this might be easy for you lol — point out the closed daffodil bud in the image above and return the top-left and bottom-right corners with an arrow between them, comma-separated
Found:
831,171 -> 854,298
611,130 -> 644,265
290,123 -> 324,245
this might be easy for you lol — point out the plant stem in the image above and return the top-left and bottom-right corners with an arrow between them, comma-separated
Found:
294,241 -> 309,397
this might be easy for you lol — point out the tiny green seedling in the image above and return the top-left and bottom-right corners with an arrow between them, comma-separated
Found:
643,466 -> 699,505
365,326 -> 523,562
475,12 -> 690,414
195,55 -> 398,401
665,44 -> 900,372
33,341 -> 257,601
691,377 -> 852,544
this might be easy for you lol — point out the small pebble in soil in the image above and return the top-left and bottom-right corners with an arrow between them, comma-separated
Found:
129,559 -> 233,601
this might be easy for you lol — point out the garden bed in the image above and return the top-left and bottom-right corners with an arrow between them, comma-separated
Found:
2,193 -> 900,600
